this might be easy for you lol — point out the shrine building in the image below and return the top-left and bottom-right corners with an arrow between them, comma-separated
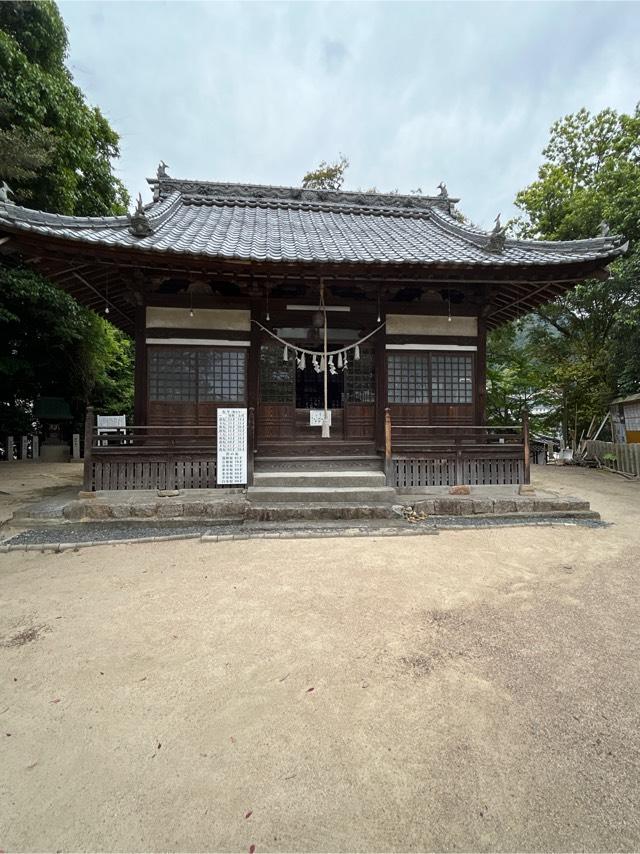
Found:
0,169 -> 627,496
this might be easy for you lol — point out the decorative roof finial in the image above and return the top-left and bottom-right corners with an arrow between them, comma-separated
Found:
437,181 -> 448,199
598,220 -> 610,237
485,213 -> 507,253
0,181 -> 15,205
128,193 -> 153,237
157,160 -> 169,179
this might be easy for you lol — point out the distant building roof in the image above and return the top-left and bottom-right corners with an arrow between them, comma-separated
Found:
611,392 -> 640,406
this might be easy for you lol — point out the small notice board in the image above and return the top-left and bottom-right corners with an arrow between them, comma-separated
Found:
217,408 -> 247,485
309,409 -> 331,427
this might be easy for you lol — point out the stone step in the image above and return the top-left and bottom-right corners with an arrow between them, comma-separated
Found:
246,503 -> 396,521
247,486 -> 396,504
255,455 -> 383,473
253,470 -> 386,488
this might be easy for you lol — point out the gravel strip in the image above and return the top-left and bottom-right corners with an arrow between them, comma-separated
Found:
0,515 -> 607,550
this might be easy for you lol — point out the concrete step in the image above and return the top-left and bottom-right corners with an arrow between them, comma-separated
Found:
255,455 -> 383,472
253,470 -> 386,488
247,486 -> 396,504
246,503 -> 396,521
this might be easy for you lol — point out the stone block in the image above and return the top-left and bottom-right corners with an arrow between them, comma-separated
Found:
518,484 -> 536,495
130,502 -> 158,518
63,500 -> 88,521
472,498 -> 494,515
85,503 -> 113,520
413,499 -> 436,515
434,497 -> 472,516
449,484 -> 471,495
512,497 -> 536,513
110,503 -> 134,519
183,501 -> 207,518
157,502 -> 184,518
77,491 -> 97,500
493,498 -> 518,514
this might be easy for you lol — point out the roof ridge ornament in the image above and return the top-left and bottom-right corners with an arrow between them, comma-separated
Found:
485,213 -> 507,253
598,220 -> 610,237
157,161 -> 169,179
0,181 -> 15,205
437,181 -> 448,199
128,193 -> 153,237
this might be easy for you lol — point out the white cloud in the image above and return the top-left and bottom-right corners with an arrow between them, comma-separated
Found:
59,0 -> 640,225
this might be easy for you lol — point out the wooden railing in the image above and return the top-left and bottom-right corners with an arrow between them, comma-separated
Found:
83,406 -> 256,491
384,409 -> 530,487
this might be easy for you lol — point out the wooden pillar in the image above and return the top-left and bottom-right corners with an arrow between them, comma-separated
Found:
247,407 -> 255,486
384,407 -> 392,485
83,406 -> 94,491
522,409 -> 530,484
375,316 -> 387,451
20,435 -> 28,460
476,314 -> 487,425
6,435 -> 13,461
133,304 -> 147,425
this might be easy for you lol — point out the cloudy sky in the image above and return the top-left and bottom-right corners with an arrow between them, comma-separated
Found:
59,0 -> 639,228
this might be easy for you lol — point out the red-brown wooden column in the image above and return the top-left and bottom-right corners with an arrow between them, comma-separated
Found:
133,303 -> 147,424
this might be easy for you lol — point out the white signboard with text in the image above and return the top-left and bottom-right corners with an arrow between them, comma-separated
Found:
309,409 -> 331,427
217,408 -> 247,485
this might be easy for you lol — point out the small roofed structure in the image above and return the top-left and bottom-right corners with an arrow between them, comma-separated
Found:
610,392 -> 640,444
0,171 -> 628,494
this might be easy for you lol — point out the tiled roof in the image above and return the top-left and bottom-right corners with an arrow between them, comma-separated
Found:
0,176 -> 627,268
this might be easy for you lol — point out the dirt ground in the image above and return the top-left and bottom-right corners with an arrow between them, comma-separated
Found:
0,462 -> 83,525
1,465 -> 639,852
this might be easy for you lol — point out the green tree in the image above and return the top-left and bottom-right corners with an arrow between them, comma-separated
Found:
0,1 -> 134,436
0,0 -> 128,214
491,106 -> 640,442
302,153 -> 349,191
0,267 -> 133,435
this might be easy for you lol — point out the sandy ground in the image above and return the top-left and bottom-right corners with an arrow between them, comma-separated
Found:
0,462 -> 83,525
1,465 -> 639,852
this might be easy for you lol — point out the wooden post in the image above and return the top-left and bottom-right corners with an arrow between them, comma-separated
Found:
83,406 -> 94,491
522,409 -> 530,485
20,435 -> 28,460
6,435 -> 13,461
247,407 -> 255,487
384,407 -> 393,485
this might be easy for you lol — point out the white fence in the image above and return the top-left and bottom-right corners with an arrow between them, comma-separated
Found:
585,440 -> 640,477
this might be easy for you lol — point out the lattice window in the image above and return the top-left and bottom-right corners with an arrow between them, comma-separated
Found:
148,347 -> 246,402
345,346 -> 375,403
148,349 -> 197,401
259,344 -> 294,403
198,350 -> 246,401
387,354 -> 429,404
431,354 -> 473,404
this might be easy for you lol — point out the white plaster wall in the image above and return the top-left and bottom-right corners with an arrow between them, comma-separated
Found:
145,307 -> 251,331
386,314 -> 478,337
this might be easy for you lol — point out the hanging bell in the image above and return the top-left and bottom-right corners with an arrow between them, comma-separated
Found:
354,343 -> 360,361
